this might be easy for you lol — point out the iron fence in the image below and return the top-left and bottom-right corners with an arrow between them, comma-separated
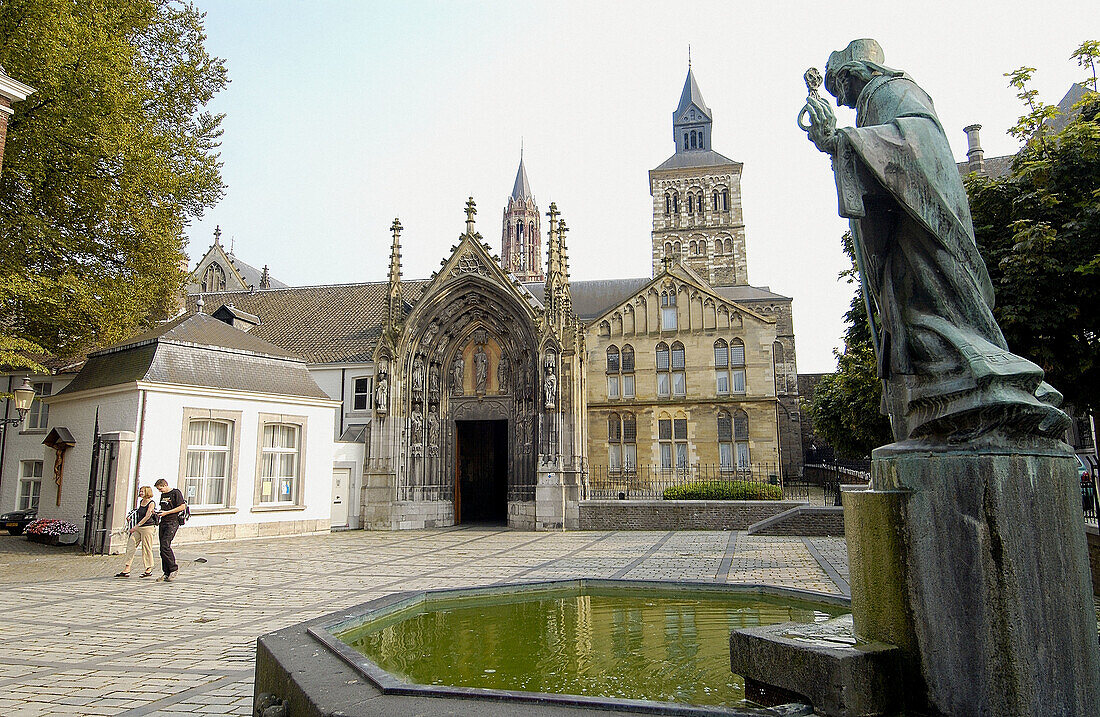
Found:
585,463 -> 808,501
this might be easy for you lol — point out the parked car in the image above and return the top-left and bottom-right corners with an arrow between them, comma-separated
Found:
1,508 -> 38,535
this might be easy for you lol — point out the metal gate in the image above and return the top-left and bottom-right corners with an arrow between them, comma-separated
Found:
83,416 -> 116,554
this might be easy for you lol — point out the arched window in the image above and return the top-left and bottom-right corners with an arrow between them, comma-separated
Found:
696,194 -> 703,213
722,189 -> 730,211
672,192 -> 679,213
689,241 -> 697,254
673,240 -> 682,255
733,409 -> 750,468
730,338 -> 746,394
687,193 -> 695,215
621,345 -> 635,398
655,342 -> 671,397
665,193 -> 671,215
606,346 -> 620,399
658,412 -> 688,470
697,239 -> 706,256
718,411 -> 734,470
201,262 -> 226,293
622,412 -> 637,470
724,239 -> 733,253
670,342 -> 686,396
714,339 -> 730,394
660,290 -> 677,330
608,412 -> 622,470
683,133 -> 689,150
690,131 -> 697,149
713,190 -> 720,210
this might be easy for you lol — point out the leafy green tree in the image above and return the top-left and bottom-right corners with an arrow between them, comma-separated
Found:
807,232 -> 892,459
0,0 -> 227,363
967,40 -> 1100,413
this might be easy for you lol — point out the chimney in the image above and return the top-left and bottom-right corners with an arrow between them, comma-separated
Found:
963,124 -> 984,174
0,66 -> 36,176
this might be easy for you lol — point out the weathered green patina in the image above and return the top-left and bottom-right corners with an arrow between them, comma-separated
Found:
803,39 -> 1068,443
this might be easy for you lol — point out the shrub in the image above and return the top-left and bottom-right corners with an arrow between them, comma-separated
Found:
663,480 -> 783,501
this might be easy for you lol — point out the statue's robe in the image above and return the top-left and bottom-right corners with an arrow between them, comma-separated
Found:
832,72 -> 1067,441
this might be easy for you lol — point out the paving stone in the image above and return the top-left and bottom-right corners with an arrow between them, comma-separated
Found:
0,528 -> 848,715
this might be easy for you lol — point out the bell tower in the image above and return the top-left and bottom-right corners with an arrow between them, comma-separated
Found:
501,152 -> 543,282
650,66 -> 748,286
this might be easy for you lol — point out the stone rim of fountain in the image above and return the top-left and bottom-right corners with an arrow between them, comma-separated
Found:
301,578 -> 848,717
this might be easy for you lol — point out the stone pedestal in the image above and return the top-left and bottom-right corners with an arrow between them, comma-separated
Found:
845,441 -> 1100,716
535,460 -> 566,531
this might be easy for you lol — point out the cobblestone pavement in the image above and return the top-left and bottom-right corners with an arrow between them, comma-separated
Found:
0,529 -> 849,716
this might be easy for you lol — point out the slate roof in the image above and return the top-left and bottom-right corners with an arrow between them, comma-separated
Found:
957,154 -> 1013,180
511,156 -> 533,200
187,281 -> 428,364
676,68 -> 711,119
653,149 -> 740,171
55,313 -> 329,400
524,278 -> 651,322
523,277 -> 790,324
228,252 -> 288,289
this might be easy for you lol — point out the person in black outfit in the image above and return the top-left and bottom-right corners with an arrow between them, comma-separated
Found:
154,478 -> 187,581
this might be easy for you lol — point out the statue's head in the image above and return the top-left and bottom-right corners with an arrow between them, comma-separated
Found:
825,38 -> 885,107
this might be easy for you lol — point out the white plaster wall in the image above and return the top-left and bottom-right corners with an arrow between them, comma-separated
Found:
137,387 -> 338,528
33,386 -> 139,526
309,364 -> 373,440
0,373 -> 75,514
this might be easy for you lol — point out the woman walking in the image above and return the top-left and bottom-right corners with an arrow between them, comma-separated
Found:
115,486 -> 158,578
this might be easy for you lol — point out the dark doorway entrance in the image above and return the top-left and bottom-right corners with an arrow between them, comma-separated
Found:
455,420 -> 508,524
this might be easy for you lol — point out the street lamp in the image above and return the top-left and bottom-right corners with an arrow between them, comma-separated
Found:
1,378 -> 37,433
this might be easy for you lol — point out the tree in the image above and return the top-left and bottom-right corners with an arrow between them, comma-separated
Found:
0,0 -> 227,364
806,232 -> 893,459
966,40 -> 1100,413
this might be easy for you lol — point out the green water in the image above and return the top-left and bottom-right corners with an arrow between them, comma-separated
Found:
337,588 -> 846,708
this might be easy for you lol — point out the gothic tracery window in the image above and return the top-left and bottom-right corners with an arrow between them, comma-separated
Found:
202,262 -> 226,293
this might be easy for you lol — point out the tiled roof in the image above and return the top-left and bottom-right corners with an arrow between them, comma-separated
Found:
187,281 -> 428,364
55,313 -> 329,400
227,252 -> 288,289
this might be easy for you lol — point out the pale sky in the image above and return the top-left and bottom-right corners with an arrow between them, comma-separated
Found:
185,1 -> 1097,373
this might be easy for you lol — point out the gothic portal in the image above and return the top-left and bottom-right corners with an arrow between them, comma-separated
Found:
363,201 -> 585,530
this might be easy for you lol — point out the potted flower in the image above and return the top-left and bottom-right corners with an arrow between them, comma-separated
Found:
24,519 -> 80,546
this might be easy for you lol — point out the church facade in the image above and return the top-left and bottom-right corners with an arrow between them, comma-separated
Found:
1,67 -> 801,538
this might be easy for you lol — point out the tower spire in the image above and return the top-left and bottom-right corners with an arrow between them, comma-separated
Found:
673,65 -> 712,153
502,153 -> 543,281
386,218 -> 403,332
465,197 -> 477,235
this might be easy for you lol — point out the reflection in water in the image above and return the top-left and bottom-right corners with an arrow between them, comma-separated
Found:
338,590 -> 845,708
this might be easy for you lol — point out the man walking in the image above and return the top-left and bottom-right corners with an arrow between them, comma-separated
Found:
154,478 -> 187,581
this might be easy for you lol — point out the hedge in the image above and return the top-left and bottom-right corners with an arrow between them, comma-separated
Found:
662,480 -> 783,501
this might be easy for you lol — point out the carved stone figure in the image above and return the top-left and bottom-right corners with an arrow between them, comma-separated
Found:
543,354 -> 557,409
451,355 -> 464,396
411,357 -> 424,393
474,345 -> 488,394
497,353 -> 510,394
423,321 -> 439,347
802,39 -> 1067,442
375,374 -> 388,412
428,412 -> 440,450
410,407 -> 423,437
428,363 -> 440,397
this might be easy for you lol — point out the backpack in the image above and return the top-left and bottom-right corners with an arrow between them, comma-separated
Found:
176,504 -> 191,526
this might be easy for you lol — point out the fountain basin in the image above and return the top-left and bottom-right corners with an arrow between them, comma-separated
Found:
255,579 -> 850,716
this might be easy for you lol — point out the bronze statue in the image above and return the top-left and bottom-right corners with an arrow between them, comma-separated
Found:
802,39 -> 1067,442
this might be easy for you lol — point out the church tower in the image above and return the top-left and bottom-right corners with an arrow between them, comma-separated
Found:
650,66 -> 748,286
501,153 -> 543,282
